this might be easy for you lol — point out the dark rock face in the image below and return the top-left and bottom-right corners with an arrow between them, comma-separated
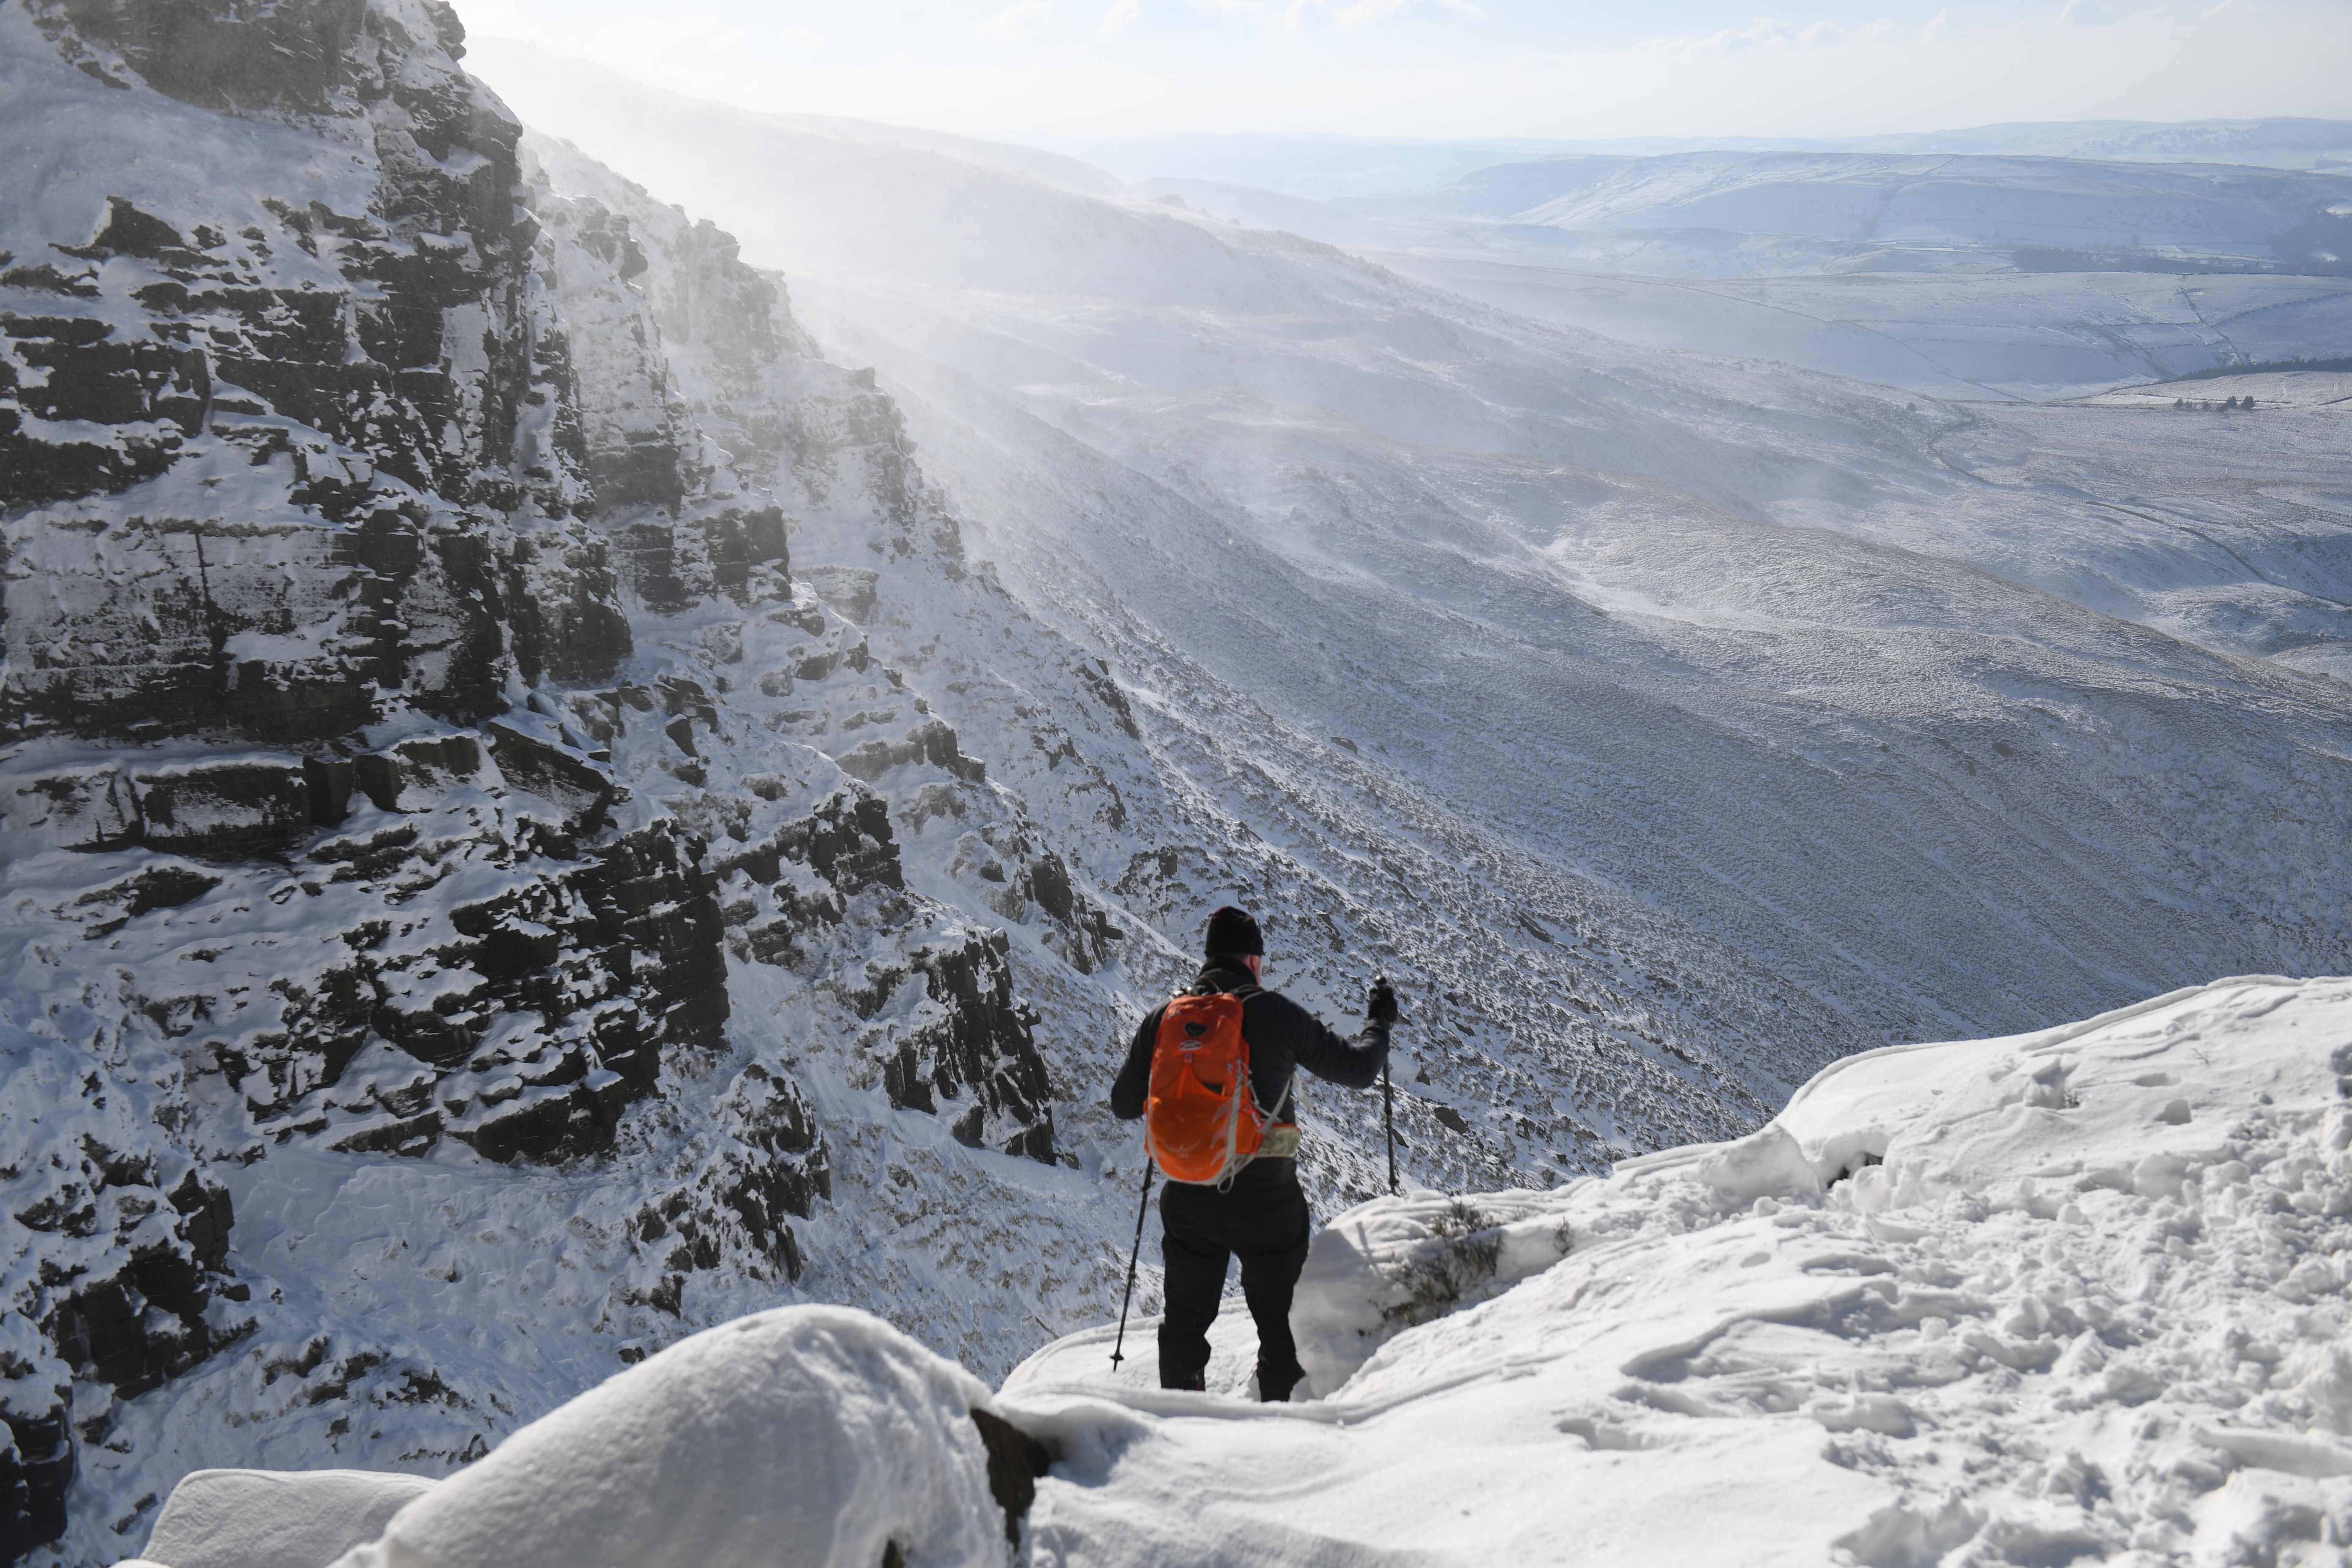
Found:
220,802 -> 726,1163
36,0 -> 377,114
131,758 -> 312,860
836,719 -> 987,786
2,9 -> 740,1550
3,1119 -> 246,1559
971,1407 -> 1054,1545
3,0 -> 632,744
527,180 -> 791,608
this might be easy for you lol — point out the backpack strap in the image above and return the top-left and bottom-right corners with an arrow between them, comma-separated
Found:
1222,985 -> 1300,1158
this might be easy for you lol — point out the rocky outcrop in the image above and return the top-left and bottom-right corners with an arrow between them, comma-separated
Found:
858,929 -> 1056,1163
2,0 -> 637,744
1,1035 -> 247,1561
526,173 -> 790,611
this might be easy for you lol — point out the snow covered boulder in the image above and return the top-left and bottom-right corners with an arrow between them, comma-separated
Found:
326,1307 -> 1016,1568
1615,1119 -> 1827,1203
137,1469 -> 436,1568
1292,1189 -> 1578,1398
1292,1128 -> 1825,1398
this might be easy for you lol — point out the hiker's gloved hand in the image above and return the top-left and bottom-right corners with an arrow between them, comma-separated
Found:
1367,977 -> 1400,1026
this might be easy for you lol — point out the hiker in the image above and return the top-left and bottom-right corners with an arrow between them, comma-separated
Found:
1111,905 -> 1398,1401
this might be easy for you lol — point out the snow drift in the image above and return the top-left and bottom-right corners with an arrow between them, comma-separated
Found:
319,1307 -> 1007,1568
136,1470 -> 431,1568
124,1307 -> 1012,1568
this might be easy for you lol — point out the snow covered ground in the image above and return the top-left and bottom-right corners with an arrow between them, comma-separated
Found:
988,975 -> 2352,1566
2084,371 -> 2352,411
1347,152 -> 2352,264
125,975 -> 2352,1567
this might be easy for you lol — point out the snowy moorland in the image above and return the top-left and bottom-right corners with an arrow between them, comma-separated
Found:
1345,152 -> 2352,268
118,975 -> 2352,1568
1358,260 -> 2352,399
1122,150 -> 2352,286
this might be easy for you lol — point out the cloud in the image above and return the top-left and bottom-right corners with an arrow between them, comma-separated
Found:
2061,0 -> 2115,24
1281,0 -> 1481,28
981,0 -> 1055,40
1098,0 -> 1477,36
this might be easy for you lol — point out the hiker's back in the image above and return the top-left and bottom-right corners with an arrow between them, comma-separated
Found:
1143,990 -> 1271,1185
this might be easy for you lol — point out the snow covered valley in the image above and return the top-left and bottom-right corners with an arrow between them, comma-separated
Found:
121,976 -> 2352,1567
5,5 -> 2352,1565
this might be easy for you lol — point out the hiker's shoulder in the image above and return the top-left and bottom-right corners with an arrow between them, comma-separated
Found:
1241,985 -> 1313,1024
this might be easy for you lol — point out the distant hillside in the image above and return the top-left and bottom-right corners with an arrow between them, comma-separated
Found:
1034,120 -> 2352,202
1343,151 -> 2352,272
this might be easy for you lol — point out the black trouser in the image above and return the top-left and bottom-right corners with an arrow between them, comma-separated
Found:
1157,1168 -> 1310,1399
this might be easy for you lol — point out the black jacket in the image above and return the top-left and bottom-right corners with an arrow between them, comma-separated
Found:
1111,961 -> 1388,1141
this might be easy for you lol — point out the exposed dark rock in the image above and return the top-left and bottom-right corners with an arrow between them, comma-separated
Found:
131,758 -> 311,860
72,862 -> 221,936
38,0 -> 374,114
3,0 -> 634,744
0,1398 -> 72,1560
304,756 -> 356,826
970,1407 -> 1054,1546
1075,658 -> 1141,740
867,931 -> 1055,1163
835,719 -> 985,785
800,566 -> 879,623
485,721 -> 614,833
1025,852 -> 1075,923
716,785 -> 904,899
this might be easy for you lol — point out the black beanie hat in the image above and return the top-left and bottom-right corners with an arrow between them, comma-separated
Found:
1205,905 -> 1263,959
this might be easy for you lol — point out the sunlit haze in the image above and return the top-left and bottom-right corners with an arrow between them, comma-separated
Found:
454,0 -> 2352,139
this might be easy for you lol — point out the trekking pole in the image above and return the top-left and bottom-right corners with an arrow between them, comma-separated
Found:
1109,1155 -> 1154,1369
1379,973 -> 1398,1195
1382,1051 -> 1398,1195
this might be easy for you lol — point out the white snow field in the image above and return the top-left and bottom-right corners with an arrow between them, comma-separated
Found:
123,975 -> 2352,1567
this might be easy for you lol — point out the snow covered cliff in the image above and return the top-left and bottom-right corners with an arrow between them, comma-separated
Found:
0,0 -> 1070,1553
113,975 -> 2352,1568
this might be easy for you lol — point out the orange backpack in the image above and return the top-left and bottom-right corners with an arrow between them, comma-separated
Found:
1144,991 -> 1282,1186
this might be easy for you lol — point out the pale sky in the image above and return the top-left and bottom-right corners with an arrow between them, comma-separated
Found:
455,0 -> 2352,140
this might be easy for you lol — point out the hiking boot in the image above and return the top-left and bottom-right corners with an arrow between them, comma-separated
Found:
1255,1358 -> 1304,1403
